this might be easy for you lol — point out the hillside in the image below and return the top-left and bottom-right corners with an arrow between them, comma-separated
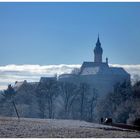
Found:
0,117 -> 140,138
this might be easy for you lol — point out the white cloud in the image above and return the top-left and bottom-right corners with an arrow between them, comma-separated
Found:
0,64 -> 81,90
0,64 -> 140,90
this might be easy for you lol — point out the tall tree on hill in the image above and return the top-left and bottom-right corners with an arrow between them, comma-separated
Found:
78,82 -> 89,120
1,84 -> 19,117
36,84 -> 46,118
59,82 -> 78,119
36,79 -> 59,119
88,88 -> 98,122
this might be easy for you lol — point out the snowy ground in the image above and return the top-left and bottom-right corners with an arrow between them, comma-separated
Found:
0,117 -> 140,138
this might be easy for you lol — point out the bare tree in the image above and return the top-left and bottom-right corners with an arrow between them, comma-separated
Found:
88,88 -> 98,122
59,82 -> 78,119
36,79 -> 58,119
2,84 -> 19,118
36,87 -> 46,118
78,83 -> 89,120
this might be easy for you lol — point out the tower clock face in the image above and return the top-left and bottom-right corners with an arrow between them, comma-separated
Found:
81,67 -> 99,75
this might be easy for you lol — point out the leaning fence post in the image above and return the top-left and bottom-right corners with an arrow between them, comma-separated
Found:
12,101 -> 20,120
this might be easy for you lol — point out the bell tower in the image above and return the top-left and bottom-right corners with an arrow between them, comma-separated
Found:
94,35 -> 103,63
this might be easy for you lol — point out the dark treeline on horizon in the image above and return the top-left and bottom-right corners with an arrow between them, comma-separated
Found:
0,76 -> 140,127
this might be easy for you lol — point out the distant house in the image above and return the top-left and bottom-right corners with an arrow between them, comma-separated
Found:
40,77 -> 57,83
58,36 -> 130,98
13,80 -> 38,92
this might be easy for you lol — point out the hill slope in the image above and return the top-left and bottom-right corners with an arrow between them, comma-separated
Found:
0,117 -> 140,138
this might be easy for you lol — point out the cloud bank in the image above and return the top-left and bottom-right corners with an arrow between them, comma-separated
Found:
0,64 -> 80,90
0,64 -> 140,90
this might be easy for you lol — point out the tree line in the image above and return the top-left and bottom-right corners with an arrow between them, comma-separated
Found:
0,78 -> 140,125
0,80 -> 98,122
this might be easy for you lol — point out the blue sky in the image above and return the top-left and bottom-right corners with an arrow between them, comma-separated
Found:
0,2 -> 140,65
0,2 -> 140,89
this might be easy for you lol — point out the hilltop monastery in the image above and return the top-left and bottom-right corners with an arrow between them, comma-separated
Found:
14,36 -> 130,98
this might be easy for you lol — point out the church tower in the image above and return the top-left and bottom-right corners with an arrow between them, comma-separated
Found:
94,35 -> 103,63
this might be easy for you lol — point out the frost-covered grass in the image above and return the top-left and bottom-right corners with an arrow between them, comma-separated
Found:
0,117 -> 140,138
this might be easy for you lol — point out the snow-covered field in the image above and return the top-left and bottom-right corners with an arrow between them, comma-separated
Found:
0,117 -> 140,138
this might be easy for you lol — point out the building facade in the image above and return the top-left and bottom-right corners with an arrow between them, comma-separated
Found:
14,36 -> 130,98
58,36 -> 130,98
